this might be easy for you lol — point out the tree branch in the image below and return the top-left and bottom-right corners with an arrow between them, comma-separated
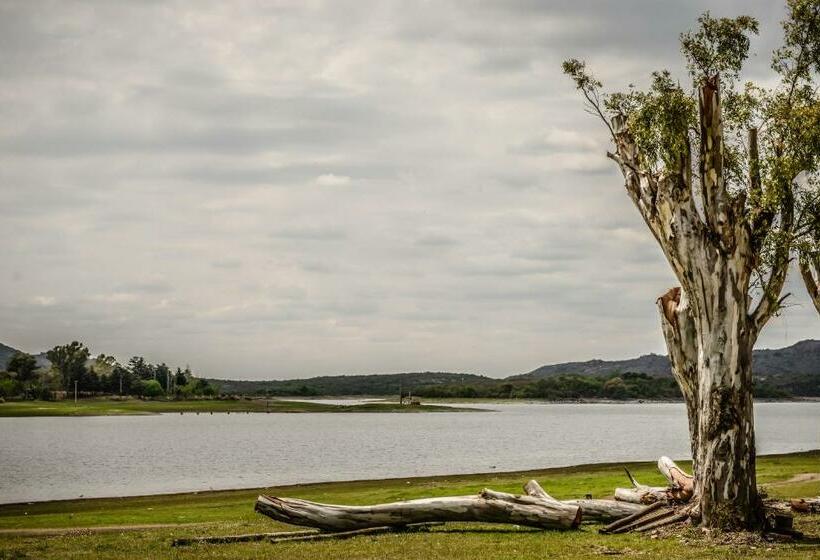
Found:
799,252 -> 820,314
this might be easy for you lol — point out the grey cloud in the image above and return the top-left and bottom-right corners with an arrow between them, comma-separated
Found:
115,280 -> 174,295
0,0 -> 813,379
269,226 -> 348,241
415,233 -> 458,248
0,123 -> 354,158
211,258 -> 242,269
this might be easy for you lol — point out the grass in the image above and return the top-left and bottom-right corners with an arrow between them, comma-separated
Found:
0,398 -> 473,416
0,451 -> 818,559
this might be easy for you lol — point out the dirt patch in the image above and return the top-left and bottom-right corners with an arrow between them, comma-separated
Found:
777,473 -> 820,485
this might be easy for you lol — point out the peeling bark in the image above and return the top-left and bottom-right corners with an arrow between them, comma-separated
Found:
800,253 -> 820,314
656,288 -> 699,476
607,74 -> 778,529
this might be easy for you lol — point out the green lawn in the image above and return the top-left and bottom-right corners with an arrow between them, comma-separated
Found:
0,398 -> 472,416
0,451 -> 818,559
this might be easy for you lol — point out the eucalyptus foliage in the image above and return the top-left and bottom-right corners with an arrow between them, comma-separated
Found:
563,1 -> 819,316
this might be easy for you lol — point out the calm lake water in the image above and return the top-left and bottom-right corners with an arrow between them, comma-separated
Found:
0,402 -> 818,504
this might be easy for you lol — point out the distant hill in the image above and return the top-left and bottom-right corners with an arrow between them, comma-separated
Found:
0,343 -> 50,370
209,371 -> 494,397
514,353 -> 672,379
0,343 -> 18,369
5,339 -> 818,397
206,340 -> 819,398
516,340 -> 820,380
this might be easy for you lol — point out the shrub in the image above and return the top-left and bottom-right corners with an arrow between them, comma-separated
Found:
140,379 -> 164,398
0,378 -> 21,398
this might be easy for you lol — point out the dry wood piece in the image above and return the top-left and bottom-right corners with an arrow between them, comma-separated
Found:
522,480 -> 645,522
564,499 -> 646,523
599,502 -> 664,534
790,498 -> 820,514
634,512 -> 688,533
614,469 -> 672,504
172,529 -> 319,547
255,487 -> 582,532
600,502 -> 689,534
172,523 -> 442,547
614,457 -> 693,504
656,456 -> 694,501
269,523 -> 439,544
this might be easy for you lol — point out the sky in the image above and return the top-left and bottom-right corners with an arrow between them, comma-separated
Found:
1,0 -> 816,380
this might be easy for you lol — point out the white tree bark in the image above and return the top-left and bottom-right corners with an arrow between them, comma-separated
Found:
800,254 -> 820,314
255,489 -> 582,531
613,457 -> 693,505
606,75 -> 791,528
522,480 -> 645,522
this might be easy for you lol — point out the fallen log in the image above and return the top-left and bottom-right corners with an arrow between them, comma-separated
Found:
608,506 -> 680,534
599,502 -> 664,534
255,488 -> 582,531
173,529 -> 319,546
172,523 -> 443,547
634,512 -> 688,533
564,499 -> 646,522
269,523 -> 440,544
522,480 -> 645,522
614,457 -> 693,504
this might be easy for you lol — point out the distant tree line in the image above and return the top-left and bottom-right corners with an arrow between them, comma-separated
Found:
410,373 -> 795,400
208,371 -> 806,400
0,341 -> 217,400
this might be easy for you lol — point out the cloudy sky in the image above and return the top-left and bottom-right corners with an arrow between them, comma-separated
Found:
1,1 -> 816,379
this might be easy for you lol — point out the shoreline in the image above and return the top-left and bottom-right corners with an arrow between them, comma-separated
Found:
0,396 -> 812,417
0,398 -> 482,417
2,449 -> 817,509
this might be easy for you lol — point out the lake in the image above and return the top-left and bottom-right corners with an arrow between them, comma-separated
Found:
0,402 -> 818,504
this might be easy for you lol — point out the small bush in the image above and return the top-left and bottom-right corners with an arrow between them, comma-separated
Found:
140,380 -> 165,398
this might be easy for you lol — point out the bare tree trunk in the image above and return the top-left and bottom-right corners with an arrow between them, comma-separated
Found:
695,335 -> 759,527
691,249 -> 759,528
657,288 -> 700,477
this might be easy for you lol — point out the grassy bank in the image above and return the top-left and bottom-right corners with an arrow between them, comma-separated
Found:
0,451 -> 818,559
0,398 -> 474,417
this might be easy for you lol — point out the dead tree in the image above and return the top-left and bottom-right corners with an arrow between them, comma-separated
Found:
254,460 -> 693,533
256,488 -> 582,531
563,4 -> 820,528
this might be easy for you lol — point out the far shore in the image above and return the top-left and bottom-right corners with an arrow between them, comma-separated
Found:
1,395 -> 813,417
0,397 -> 481,417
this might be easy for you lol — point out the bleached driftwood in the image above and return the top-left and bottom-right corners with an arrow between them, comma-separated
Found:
255,487 -> 582,531
614,457 -> 693,504
250,455 -> 694,538
522,479 -> 644,522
